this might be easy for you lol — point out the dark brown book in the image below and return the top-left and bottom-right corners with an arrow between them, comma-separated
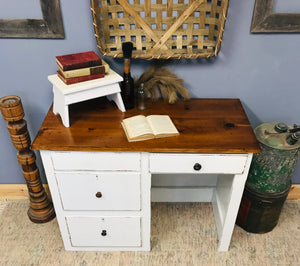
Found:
56,51 -> 102,71
57,70 -> 105,85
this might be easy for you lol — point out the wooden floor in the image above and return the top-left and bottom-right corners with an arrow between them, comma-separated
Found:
0,198 -> 299,265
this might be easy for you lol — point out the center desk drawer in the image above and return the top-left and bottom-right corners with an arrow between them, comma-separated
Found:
56,172 -> 140,210
149,153 -> 248,174
51,151 -> 141,171
66,216 -> 141,247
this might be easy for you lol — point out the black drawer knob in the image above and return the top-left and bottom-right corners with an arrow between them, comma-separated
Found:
95,192 -> 102,198
101,230 -> 107,236
193,163 -> 202,171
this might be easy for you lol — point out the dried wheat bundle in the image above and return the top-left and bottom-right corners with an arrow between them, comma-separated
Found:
136,65 -> 190,104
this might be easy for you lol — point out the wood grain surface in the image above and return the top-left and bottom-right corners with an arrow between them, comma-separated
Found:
32,98 -> 261,153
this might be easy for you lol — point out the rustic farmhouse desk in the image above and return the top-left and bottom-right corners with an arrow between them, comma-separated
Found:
32,98 -> 260,252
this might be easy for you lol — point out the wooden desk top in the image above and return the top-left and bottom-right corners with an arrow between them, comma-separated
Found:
32,98 -> 261,153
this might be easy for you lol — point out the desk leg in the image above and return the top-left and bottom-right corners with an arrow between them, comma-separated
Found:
212,154 -> 253,251
141,153 -> 151,251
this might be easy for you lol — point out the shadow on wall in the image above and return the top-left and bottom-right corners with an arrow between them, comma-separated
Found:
242,101 -> 263,128
22,99 -> 48,184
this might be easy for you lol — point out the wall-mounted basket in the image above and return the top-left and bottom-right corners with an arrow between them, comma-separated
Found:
91,0 -> 229,59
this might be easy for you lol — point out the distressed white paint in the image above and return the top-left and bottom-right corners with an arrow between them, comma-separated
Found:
149,153 -> 248,174
51,151 -> 140,171
66,216 -> 141,247
40,150 -> 150,251
212,154 -> 253,252
40,150 -> 252,252
56,172 -> 141,210
152,173 -> 218,187
152,187 -> 214,202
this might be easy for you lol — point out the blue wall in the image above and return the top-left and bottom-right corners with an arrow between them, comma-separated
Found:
0,0 -> 299,184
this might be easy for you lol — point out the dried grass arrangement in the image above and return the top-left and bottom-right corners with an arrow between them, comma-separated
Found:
135,64 -> 190,104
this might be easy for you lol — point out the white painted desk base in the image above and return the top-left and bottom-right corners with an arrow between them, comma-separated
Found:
40,151 -> 252,252
48,70 -> 125,127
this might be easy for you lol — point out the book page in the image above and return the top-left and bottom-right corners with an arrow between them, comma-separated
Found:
122,115 -> 154,140
146,115 -> 179,137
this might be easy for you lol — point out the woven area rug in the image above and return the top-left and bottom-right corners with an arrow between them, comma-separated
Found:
0,199 -> 299,265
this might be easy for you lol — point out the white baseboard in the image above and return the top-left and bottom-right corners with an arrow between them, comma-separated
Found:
1,184 -> 299,200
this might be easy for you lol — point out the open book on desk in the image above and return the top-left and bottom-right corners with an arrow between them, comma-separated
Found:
121,115 -> 179,142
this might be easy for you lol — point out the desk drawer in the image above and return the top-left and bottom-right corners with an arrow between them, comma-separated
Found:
56,172 -> 140,210
51,151 -> 140,171
66,216 -> 141,247
149,154 -> 248,174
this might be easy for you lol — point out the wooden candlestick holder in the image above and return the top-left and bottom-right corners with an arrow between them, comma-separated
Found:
0,95 -> 55,223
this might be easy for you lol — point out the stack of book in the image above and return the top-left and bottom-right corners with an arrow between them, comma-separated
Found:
55,51 -> 110,85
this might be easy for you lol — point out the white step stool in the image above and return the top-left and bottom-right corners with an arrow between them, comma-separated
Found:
48,69 -> 125,127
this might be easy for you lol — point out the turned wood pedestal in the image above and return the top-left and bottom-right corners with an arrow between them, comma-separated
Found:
0,95 -> 55,223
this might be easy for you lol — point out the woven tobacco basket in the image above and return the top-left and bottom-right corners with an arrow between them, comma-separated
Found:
91,0 -> 229,59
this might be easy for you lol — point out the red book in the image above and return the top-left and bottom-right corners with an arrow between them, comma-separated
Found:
57,70 -> 105,85
56,51 -> 102,71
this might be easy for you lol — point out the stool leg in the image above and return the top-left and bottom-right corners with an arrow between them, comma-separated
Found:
52,86 -> 61,115
108,92 -> 126,112
60,105 -> 70,127
53,86 -> 70,127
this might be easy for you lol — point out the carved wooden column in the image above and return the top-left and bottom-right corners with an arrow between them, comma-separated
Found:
0,95 -> 55,223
